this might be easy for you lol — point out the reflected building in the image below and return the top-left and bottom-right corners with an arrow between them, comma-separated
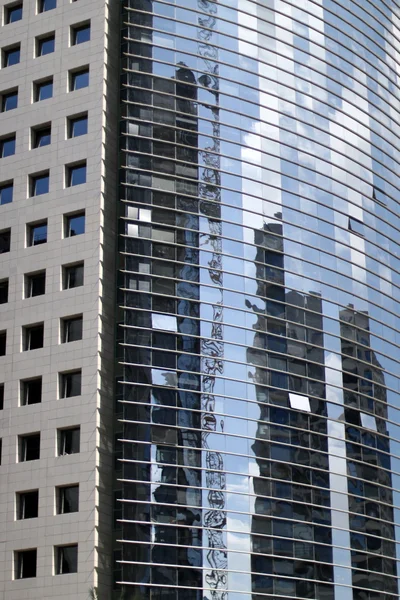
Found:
116,1 -> 400,600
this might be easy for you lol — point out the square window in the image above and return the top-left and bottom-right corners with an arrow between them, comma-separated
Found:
0,229 -> 11,253
38,0 -> 56,12
1,89 -> 17,111
32,124 -> 51,148
55,545 -> 78,575
0,279 -> 8,303
0,136 -> 16,158
36,33 -> 55,56
0,182 -> 13,204
15,549 -> 37,579
30,172 -> 49,196
66,162 -> 86,186
3,44 -> 20,67
61,316 -> 83,343
0,331 -> 6,355
59,371 -> 81,398
21,377 -> 42,405
71,22 -> 90,45
57,484 -> 79,514
17,490 -> 39,519
22,323 -> 44,351
69,67 -> 89,91
27,221 -> 47,245
65,212 -> 85,237
0,383 -> 3,409
5,3 -> 23,23
19,433 -> 40,461
58,427 -> 80,455
34,78 -> 53,102
63,263 -> 84,289
68,113 -> 88,138
25,271 -> 45,297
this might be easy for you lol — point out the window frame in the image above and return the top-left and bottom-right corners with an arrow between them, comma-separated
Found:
2,44 -> 20,67
67,113 -> 88,138
63,263 -> 84,289
57,484 -> 79,514
31,124 -> 51,148
66,162 -> 86,187
0,228 -> 11,253
33,77 -> 53,102
22,323 -> 44,351
59,370 -> 82,398
55,545 -> 78,575
27,221 -> 47,245
64,212 -> 85,237
17,490 -> 39,520
37,0 -> 56,13
57,427 -> 80,455
19,433 -> 40,462
15,549 -> 37,579
0,330 -> 6,356
29,173 -> 49,196
0,279 -> 8,304
5,2 -> 23,24
69,67 -> 89,91
71,22 -> 90,45
0,135 -> 16,158
0,181 -> 13,205
61,315 -> 83,343
36,32 -> 55,57
25,270 -> 46,298
21,377 -> 42,406
1,88 -> 17,111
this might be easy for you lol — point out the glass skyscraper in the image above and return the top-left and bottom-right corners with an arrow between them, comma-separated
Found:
116,1 -> 400,599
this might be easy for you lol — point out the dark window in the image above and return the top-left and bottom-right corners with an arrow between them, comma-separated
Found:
61,316 -> 83,343
34,78 -> 53,101
27,221 -> 47,245
23,323 -> 44,350
65,212 -> 85,236
0,331 -> 6,355
3,44 -> 20,67
58,427 -> 80,455
1,89 -> 17,111
15,549 -> 37,579
57,485 -> 79,514
349,218 -> 364,236
0,383 -> 4,409
25,271 -> 45,297
36,33 -> 55,56
21,378 -> 42,405
66,163 -> 86,186
0,279 -> 9,304
63,263 -> 84,289
5,3 -> 23,23
17,490 -> 39,519
60,371 -> 81,398
71,22 -> 90,45
38,0 -> 56,12
70,67 -> 89,91
30,173 -> 49,196
0,229 -> 10,253
68,114 -> 88,138
55,545 -> 78,574
0,182 -> 13,204
32,125 -> 51,148
19,433 -> 40,461
0,136 -> 15,157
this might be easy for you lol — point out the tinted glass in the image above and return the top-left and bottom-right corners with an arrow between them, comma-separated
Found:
71,69 -> 89,90
1,137 -> 15,157
69,115 -> 87,137
0,183 -> 13,204
6,4 -> 22,23
2,90 -> 17,111
73,24 -> 90,45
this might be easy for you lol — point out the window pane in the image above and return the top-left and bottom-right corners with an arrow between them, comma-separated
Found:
38,36 -> 54,56
0,230 -> 11,253
6,4 -> 23,23
69,115 -> 87,137
73,24 -> 90,44
16,550 -> 37,579
4,47 -> 20,66
1,137 -> 15,157
57,546 -> 78,574
31,175 -> 49,196
71,69 -> 89,90
62,372 -> 81,397
39,0 -> 56,11
0,183 -> 13,204
65,264 -> 83,288
63,317 -> 82,342
66,214 -> 85,236
0,280 -> 8,303
27,272 -> 45,297
2,90 -> 17,111
69,165 -> 86,186
34,127 -> 51,148
30,223 -> 47,245
36,81 -> 53,101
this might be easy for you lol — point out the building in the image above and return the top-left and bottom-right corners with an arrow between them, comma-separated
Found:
1,0 -> 400,599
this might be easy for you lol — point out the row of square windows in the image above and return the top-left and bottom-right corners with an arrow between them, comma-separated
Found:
0,212 -> 85,249
4,0 -> 78,24
0,370 -> 82,408
0,162 -> 87,205
12,484 -> 79,520
14,545 -> 79,579
1,22 -> 90,62
0,317 -> 84,355
0,427 -> 81,462
0,113 -> 87,159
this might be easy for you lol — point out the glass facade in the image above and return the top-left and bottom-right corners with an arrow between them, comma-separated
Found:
116,1 -> 400,599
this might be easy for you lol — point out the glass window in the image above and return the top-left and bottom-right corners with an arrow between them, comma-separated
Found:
68,114 -> 87,137
70,67 -> 89,91
30,173 -> 49,196
61,316 -> 83,343
63,263 -> 83,289
15,549 -> 37,579
0,182 -> 13,204
32,125 -> 51,148
5,3 -> 23,23
55,545 -> 78,574
57,485 -> 79,514
59,371 -> 81,398
349,218 -> 364,236
38,0 -> 56,12
65,212 -> 85,236
23,323 -> 44,350
1,89 -> 17,111
36,34 -> 54,56
3,44 -> 20,67
19,433 -> 40,461
0,331 -> 6,356
25,271 -> 45,297
0,383 -> 3,409
0,229 -> 11,253
17,490 -> 39,519
71,22 -> 90,45
0,136 -> 15,157
21,378 -> 42,405
27,221 -> 47,245
289,393 -> 311,412
34,78 -> 53,101
0,279 -> 8,304
66,163 -> 86,186
58,427 -> 80,455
